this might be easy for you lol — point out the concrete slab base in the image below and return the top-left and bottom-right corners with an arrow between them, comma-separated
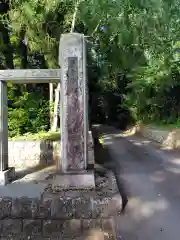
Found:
0,167 -> 15,185
48,170 -> 95,190
0,182 -> 46,198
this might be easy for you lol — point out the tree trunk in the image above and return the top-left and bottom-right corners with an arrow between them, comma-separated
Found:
70,0 -> 80,33
49,83 -> 54,129
51,83 -> 60,131
20,27 -> 28,69
0,1 -> 13,69
19,26 -> 28,92
0,23 -> 14,69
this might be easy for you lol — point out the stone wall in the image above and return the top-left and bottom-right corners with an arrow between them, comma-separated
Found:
0,170 -> 120,239
8,131 -> 95,170
137,124 -> 180,149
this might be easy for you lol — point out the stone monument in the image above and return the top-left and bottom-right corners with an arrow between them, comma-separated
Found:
0,33 -> 94,187
59,33 -> 88,172
52,33 -> 94,189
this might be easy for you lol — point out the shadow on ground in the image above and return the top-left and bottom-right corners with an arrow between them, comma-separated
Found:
92,124 -> 180,239
91,125 -> 128,212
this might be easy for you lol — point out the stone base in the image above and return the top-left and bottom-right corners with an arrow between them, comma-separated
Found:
0,167 -> 15,185
0,218 -> 116,239
87,163 -> 94,170
88,131 -> 95,170
47,170 -> 95,190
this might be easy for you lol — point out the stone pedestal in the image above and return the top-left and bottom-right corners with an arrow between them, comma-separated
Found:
48,170 -> 95,190
0,167 -> 15,185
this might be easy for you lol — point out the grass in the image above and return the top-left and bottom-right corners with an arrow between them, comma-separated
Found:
9,129 -> 60,141
141,119 -> 180,130
147,122 -> 180,130
98,136 -> 104,144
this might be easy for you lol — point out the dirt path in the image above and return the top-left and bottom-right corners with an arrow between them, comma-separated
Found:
94,125 -> 180,240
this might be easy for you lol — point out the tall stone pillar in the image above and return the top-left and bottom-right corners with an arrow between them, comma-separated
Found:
0,81 -> 14,185
59,33 -> 88,172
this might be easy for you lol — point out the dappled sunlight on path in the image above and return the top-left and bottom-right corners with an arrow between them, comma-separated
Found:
94,124 -> 180,240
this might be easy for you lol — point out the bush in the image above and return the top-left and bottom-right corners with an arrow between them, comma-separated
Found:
8,108 -> 32,137
8,89 -> 50,137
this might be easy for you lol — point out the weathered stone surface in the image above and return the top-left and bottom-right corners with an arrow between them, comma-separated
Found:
48,172 -> 95,190
42,191 -> 65,198
0,170 -> 119,239
37,198 -> 51,219
8,141 -> 56,170
0,81 -> 8,174
73,197 -> 93,218
11,198 -> 21,218
102,219 -> 115,240
87,150 -> 95,169
50,197 -> 73,219
82,219 -> 116,240
137,124 -> 180,149
108,195 -> 122,216
0,235 -> 25,240
81,220 -> 104,240
0,197 -> 12,219
82,219 -> 102,232
18,198 -> 39,218
31,199 -> 40,218
64,190 -> 85,198
92,195 -> 121,218
62,219 -> 81,238
0,167 -> 15,185
43,219 -> 81,238
8,131 -> 94,171
23,220 -> 42,236
1,219 -> 22,236
11,197 -> 40,218
0,236 -> 64,240
0,219 -> 114,239
95,171 -> 119,197
64,190 -> 95,198
92,197 -> 112,218
0,69 -> 60,83
0,236 -> 65,240
59,33 -> 88,171
43,220 -> 64,237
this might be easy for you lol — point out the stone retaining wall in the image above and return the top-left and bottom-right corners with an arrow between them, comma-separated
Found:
0,170 -> 120,239
0,218 -> 115,239
8,131 -> 95,170
136,124 -> 180,149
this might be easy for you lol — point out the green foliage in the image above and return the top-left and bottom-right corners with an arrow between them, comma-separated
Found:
9,129 -> 60,141
8,90 -> 50,137
1,0 -> 180,135
84,0 -> 180,127
8,108 -> 31,137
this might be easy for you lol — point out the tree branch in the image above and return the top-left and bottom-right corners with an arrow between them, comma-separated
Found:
91,20 -> 101,37
70,0 -> 80,33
